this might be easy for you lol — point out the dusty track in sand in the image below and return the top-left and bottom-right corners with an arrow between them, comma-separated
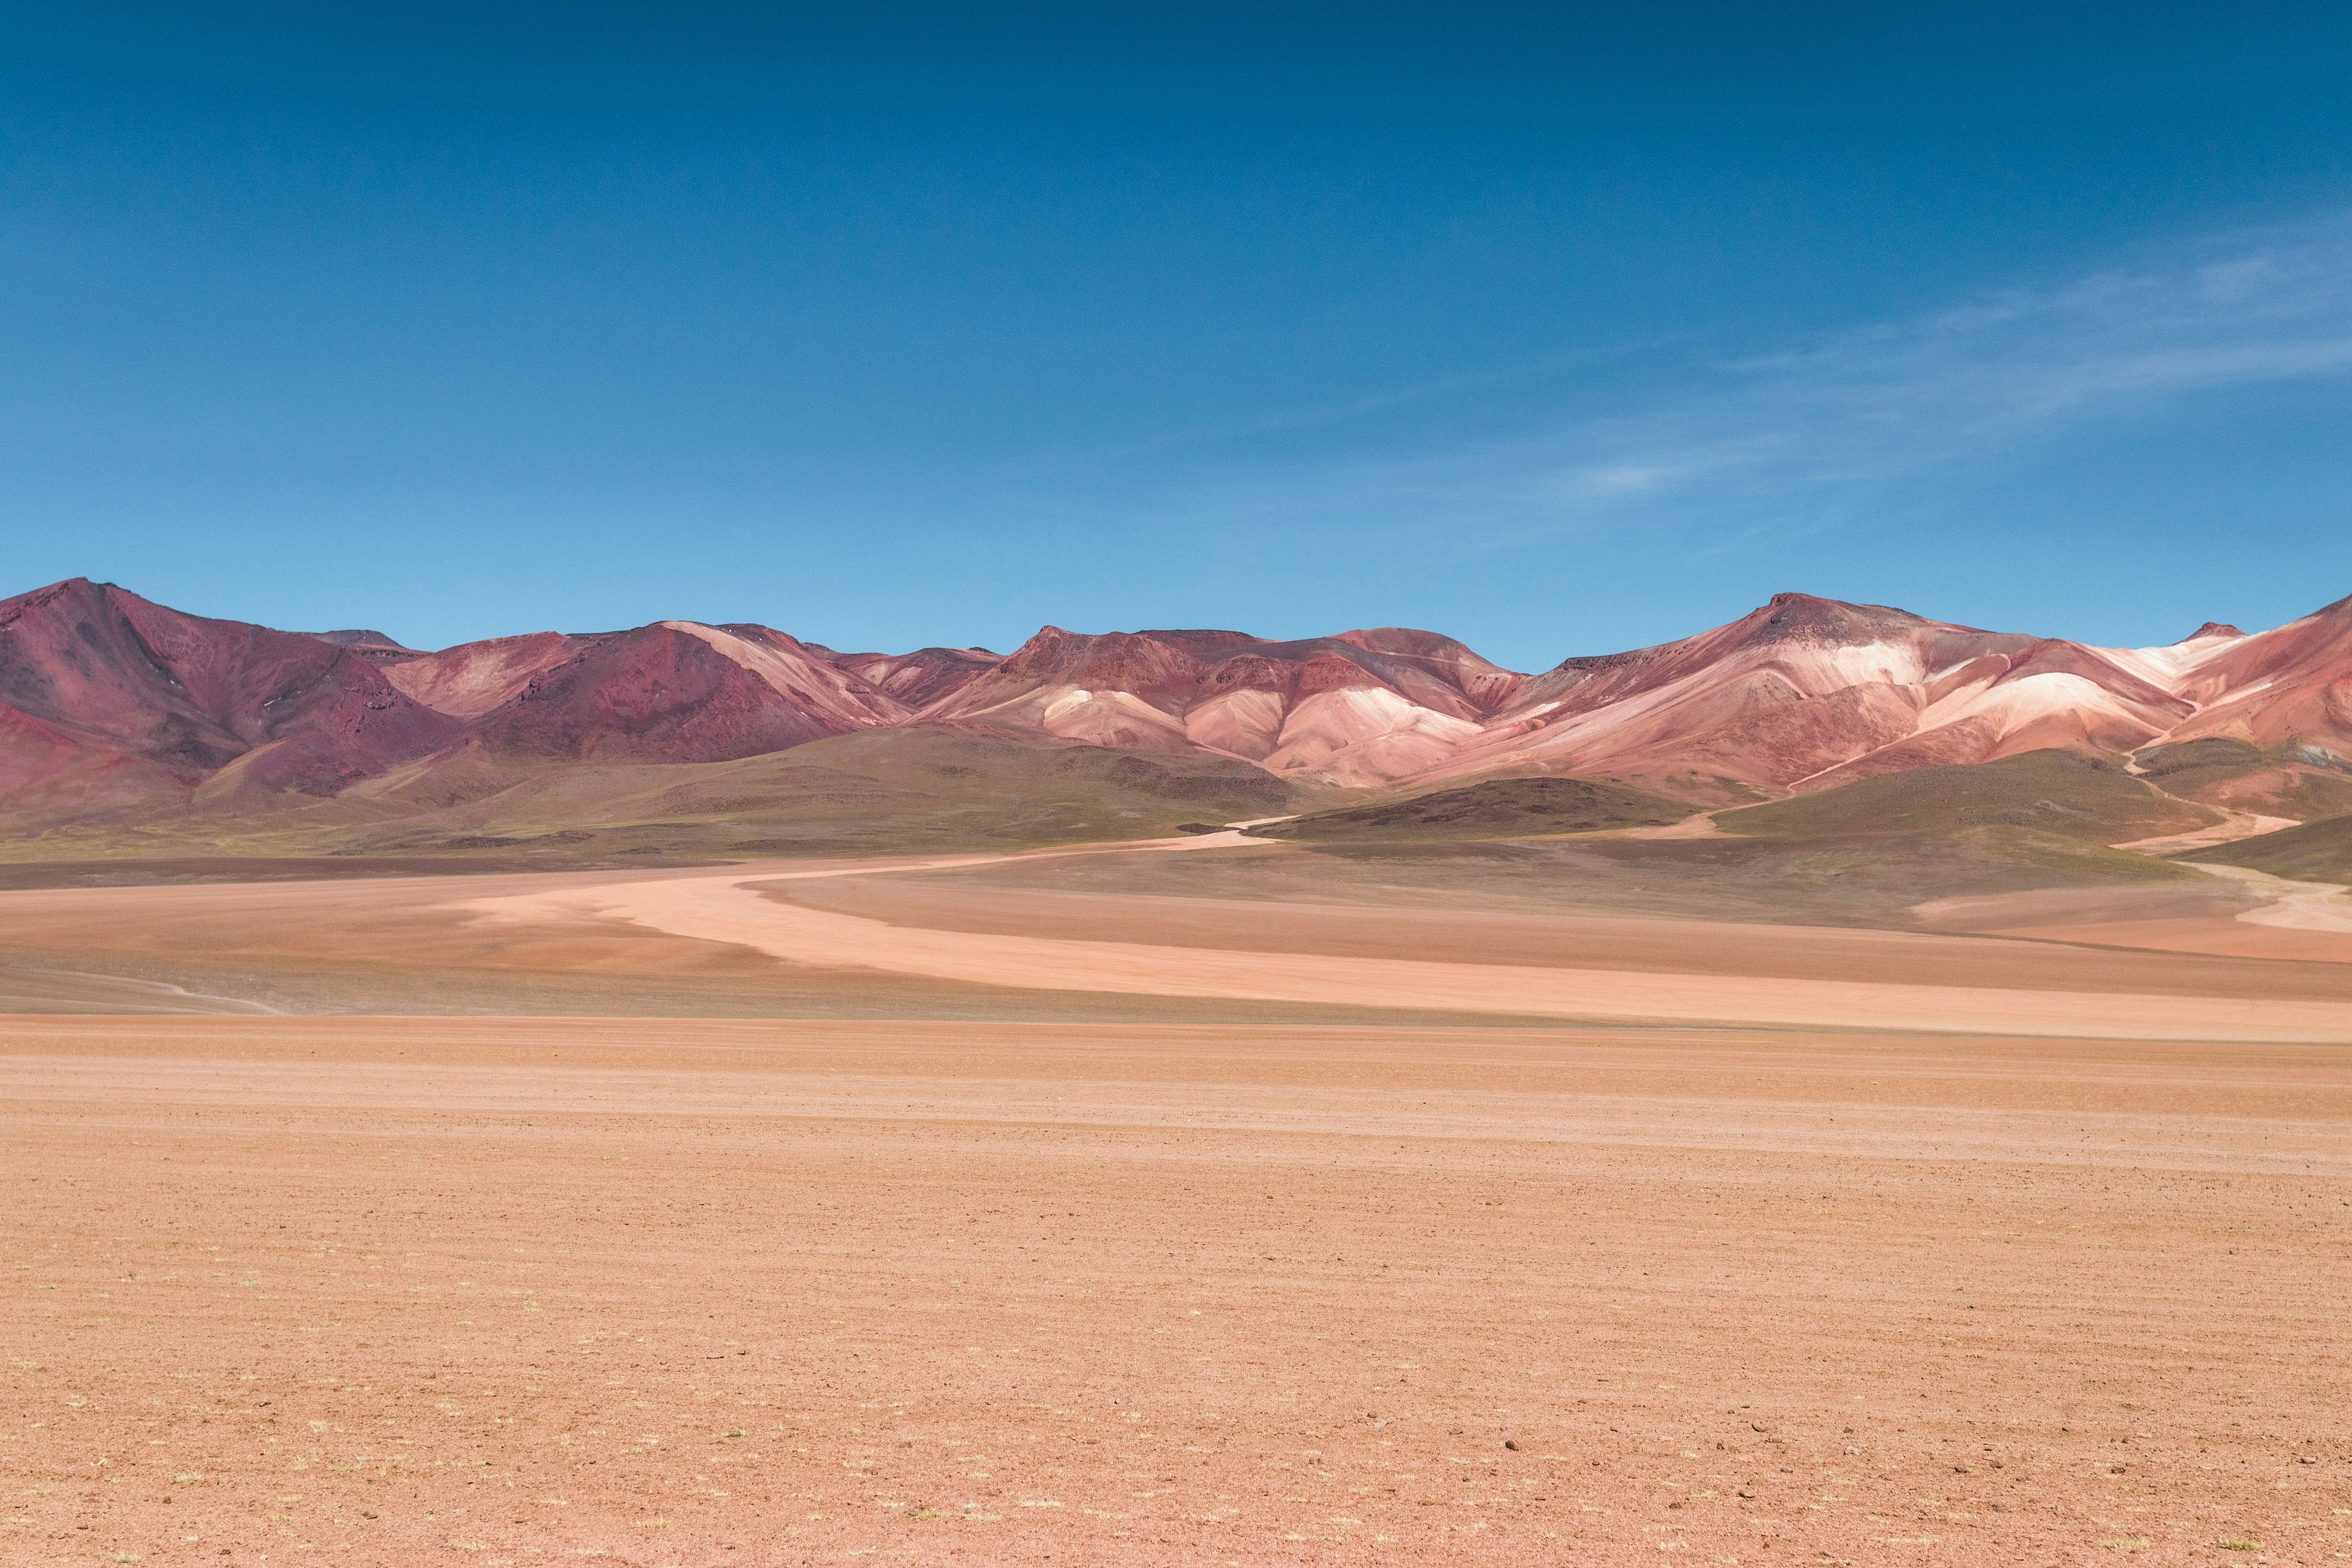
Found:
9,817 -> 2352,1022
2196,863 -> 2352,934
1914,866 -> 2352,964
462,864 -> 2352,1041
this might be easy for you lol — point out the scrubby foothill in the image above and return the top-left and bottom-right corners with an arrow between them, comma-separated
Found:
2188,813 -> 2352,881
1241,775 -> 1691,842
1716,749 -> 2216,844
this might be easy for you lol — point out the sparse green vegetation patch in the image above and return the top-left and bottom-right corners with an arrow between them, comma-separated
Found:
2185,813 -> 2352,881
2129,737 -> 2352,820
1243,775 -> 1688,844
1312,819 -> 2193,916
0,724 -> 1320,867
1717,748 -> 2219,844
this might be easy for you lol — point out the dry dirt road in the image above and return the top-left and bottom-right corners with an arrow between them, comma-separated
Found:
463,866 -> 2352,1041
3,855 -> 2350,1564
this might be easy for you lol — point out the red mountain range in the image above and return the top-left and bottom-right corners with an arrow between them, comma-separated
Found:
5,577 -> 2350,832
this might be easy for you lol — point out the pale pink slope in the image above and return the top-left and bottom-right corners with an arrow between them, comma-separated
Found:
381,631 -> 583,720
2146,593 -> 2352,757
917,625 -> 1524,782
379,621 -> 911,769
1793,639 -> 2201,791
827,646 -> 1002,708
668,623 -> 911,731
1415,594 -> 2290,795
1424,595 -> 2030,789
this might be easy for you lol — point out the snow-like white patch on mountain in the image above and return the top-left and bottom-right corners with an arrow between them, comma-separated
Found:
1261,688 -> 1484,787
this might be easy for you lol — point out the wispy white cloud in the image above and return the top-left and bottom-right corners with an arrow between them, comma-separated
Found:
1042,335 -> 1675,470
1144,214 -> 2352,550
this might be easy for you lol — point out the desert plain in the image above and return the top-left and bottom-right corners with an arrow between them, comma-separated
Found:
4,833 -> 2351,1567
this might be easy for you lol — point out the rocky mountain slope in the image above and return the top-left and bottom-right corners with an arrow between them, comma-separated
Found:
4,576 -> 2349,858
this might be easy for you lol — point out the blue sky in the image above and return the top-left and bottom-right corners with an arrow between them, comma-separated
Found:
5,4 -> 2350,669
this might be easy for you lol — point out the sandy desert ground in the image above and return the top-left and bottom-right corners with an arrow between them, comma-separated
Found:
5,836 -> 2351,1565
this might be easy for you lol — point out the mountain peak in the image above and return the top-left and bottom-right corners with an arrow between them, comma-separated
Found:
1742,592 -> 1944,647
310,629 -> 414,650
0,576 -> 111,626
997,626 -> 1259,680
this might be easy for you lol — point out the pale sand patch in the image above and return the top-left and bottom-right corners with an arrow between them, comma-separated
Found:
1962,915 -> 2352,965
1613,808 -> 1728,839
2194,862 -> 2352,933
1913,870 -> 2352,963
2112,809 -> 2303,852
463,871 -> 2352,1040
0,965 -> 282,1015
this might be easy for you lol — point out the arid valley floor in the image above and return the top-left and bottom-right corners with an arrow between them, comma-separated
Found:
5,832 -> 2350,1566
